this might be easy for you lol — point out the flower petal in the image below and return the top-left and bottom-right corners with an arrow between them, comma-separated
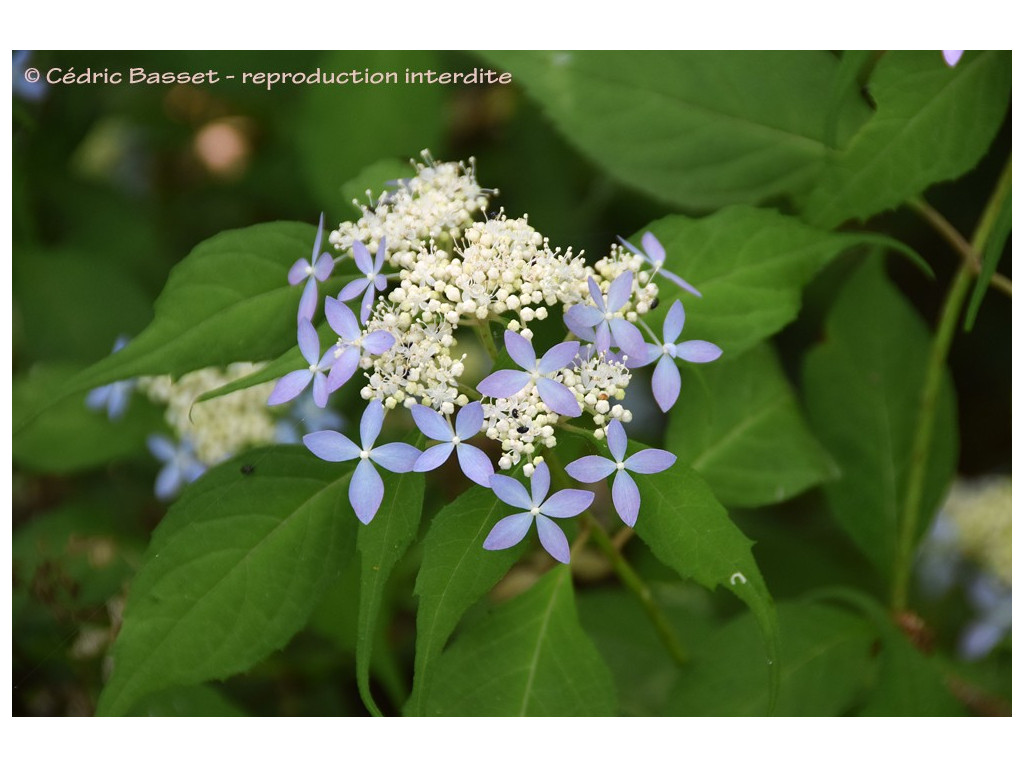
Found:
616,234 -> 641,257
612,469 -> 641,527
267,369 -> 313,406
359,399 -> 386,449
489,474 -> 532,510
482,512 -> 534,551
565,455 -> 616,483
676,340 -> 722,364
624,448 -> 676,475
312,371 -> 329,408
413,441 -> 454,472
663,300 -> 686,344
303,430 -> 360,462
359,285 -> 375,324
959,618 -> 1005,660
411,403 -> 454,442
326,346 -> 360,392
641,232 -> 665,265
456,443 -> 494,487
537,340 -> 580,375
535,516 -> 571,563
154,463 -> 182,501
147,434 -> 178,462
595,320 -> 612,352
609,317 -> 647,363
352,240 -> 373,274
565,303 -> 604,332
288,257 -> 310,286
943,50 -> 964,67
371,441 -> 422,473
586,276 -> 606,311
540,489 -> 594,519
311,212 -> 325,262
350,458 -> 384,524
454,401 -> 485,439
529,461 -> 550,507
106,383 -> 132,420
660,268 -> 702,298
606,270 -> 634,313
362,330 -> 395,355
297,278 -> 319,323
338,277 -> 370,302
503,330 -> 537,371
568,318 -> 596,343
634,343 -> 662,369
373,238 -> 388,272
313,252 -> 334,282
181,458 -> 206,484
297,318 -> 320,365
477,369 -> 532,399
325,296 -> 360,341
85,385 -> 111,411
605,419 -> 628,462
651,354 -> 681,412
536,377 -> 582,417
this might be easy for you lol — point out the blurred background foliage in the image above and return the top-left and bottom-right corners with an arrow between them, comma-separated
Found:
12,50 -> 1010,716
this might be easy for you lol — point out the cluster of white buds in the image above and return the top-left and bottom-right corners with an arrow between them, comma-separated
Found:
139,363 -> 277,466
317,152 -> 666,470
329,152 -> 490,270
562,347 -> 633,435
288,153 -> 725,559
942,476 -> 1012,586
360,303 -> 469,414
593,244 -> 660,317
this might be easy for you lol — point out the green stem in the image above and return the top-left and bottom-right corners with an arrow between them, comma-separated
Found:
474,320 -> 500,361
543,441 -> 688,666
892,162 -> 1012,611
891,264 -> 971,611
586,513 -> 689,666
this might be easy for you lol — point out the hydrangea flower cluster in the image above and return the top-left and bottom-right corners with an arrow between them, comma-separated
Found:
272,152 -> 723,561
89,360 -> 319,500
917,476 -> 1012,660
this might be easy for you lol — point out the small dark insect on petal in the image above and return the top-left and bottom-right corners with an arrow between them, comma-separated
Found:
517,426 -> 529,434
649,297 -> 659,310
241,464 -> 255,475
511,409 -> 519,417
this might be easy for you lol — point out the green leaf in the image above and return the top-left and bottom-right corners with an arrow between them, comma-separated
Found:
297,51 -> 447,215
194,319 -> 339,404
641,206 -> 856,358
96,446 -> 357,716
483,51 -> 870,209
814,589 -> 965,715
632,462 -> 779,711
859,624 -> 965,716
15,222 -> 341,434
666,343 -> 837,508
405,484 -> 527,715
577,585 -> 716,716
823,51 -> 878,149
664,601 -> 875,716
13,247 -> 154,365
126,685 -> 247,717
355,436 -> 426,716
802,257 -> 958,583
423,567 -> 617,715
13,363 -> 165,473
965,186 -> 1011,331
802,50 -> 1011,229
